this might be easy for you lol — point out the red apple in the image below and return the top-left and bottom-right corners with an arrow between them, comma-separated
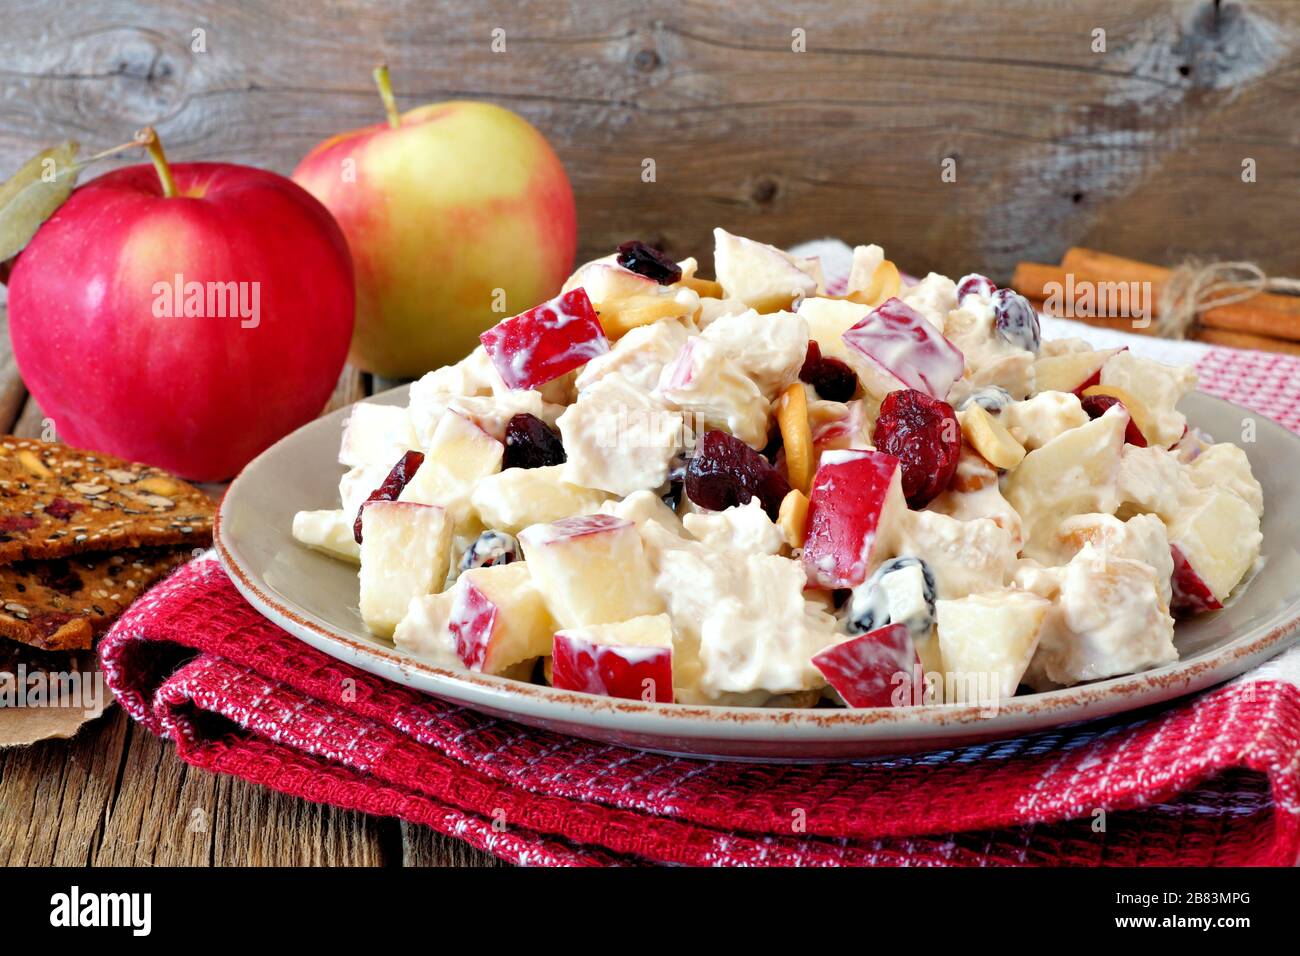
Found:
842,297 -> 964,399
480,287 -> 608,390
7,132 -> 353,480
292,66 -> 577,377
551,616 -> 674,703
812,623 -> 920,708
802,449 -> 907,588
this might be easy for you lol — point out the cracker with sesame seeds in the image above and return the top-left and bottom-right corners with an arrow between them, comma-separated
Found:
0,546 -> 193,651
0,436 -> 213,565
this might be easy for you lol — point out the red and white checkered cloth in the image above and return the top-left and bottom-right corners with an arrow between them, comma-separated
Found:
98,259 -> 1300,866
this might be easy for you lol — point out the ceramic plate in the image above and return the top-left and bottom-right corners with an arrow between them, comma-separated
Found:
216,386 -> 1300,761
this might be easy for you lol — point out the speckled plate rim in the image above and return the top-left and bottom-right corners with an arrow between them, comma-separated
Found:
215,386 -> 1300,762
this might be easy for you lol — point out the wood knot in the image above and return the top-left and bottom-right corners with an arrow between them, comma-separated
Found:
749,177 -> 780,206
64,28 -> 190,126
633,48 -> 661,72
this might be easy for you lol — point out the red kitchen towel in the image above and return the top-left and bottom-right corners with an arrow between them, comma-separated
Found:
98,341 -> 1300,867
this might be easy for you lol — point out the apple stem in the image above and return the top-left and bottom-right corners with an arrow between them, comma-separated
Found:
373,64 -> 401,129
134,127 -> 178,199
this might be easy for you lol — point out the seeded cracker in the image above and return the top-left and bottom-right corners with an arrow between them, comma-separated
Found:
0,436 -> 214,565
0,547 -> 192,651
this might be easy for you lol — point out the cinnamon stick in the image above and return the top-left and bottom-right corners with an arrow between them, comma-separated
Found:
1060,248 -> 1300,341
1026,288 -> 1300,355
1012,263 -> 1159,335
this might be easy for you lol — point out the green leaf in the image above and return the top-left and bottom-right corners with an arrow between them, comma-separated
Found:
0,141 -> 82,263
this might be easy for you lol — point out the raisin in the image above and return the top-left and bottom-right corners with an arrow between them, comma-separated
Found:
616,240 -> 682,285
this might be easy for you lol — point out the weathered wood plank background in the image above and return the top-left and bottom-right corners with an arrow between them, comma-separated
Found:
0,0 -> 1298,868
0,0 -> 1296,283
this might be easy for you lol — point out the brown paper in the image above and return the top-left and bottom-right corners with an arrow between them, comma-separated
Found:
0,646 -> 111,747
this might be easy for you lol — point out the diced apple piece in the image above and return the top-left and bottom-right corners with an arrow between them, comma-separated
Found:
797,297 -> 870,363
1187,443 -> 1264,517
358,500 -> 453,638
398,412 -> 503,525
936,590 -> 1050,702
1170,545 -> 1222,616
338,403 -> 418,469
470,465 -> 609,534
713,227 -> 819,312
802,449 -> 908,588
1004,406 -> 1127,563
812,623 -> 919,708
1080,384 -> 1153,446
292,509 -> 360,564
1099,350 -> 1196,447
1031,347 -> 1121,395
809,397 -> 873,456
446,562 -> 556,674
562,257 -> 658,301
519,514 -> 664,627
959,403 -> 1026,470
842,297 -> 964,400
844,244 -> 885,298
551,614 -> 674,702
480,288 -> 610,390
1167,487 -> 1261,607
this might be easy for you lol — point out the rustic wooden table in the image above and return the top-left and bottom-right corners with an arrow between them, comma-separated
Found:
2,0 -> 1297,866
0,308 -> 499,866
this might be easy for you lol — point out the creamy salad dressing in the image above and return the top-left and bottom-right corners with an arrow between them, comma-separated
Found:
293,230 -> 1265,709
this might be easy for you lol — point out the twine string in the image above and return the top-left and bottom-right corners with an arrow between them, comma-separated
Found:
1156,260 -> 1300,339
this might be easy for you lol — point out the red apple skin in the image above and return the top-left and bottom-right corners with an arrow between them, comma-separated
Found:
480,287 -> 608,389
293,101 -> 577,378
802,450 -> 903,589
7,163 -> 354,481
552,632 -> 673,703
812,623 -> 919,708
1169,544 -> 1223,618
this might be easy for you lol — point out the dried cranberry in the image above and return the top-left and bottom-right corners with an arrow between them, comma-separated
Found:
798,341 -> 858,402
871,389 -> 961,507
616,240 -> 682,285
45,497 -> 82,521
685,430 -> 791,519
1079,394 -> 1148,447
503,412 -> 566,470
955,274 -> 996,304
353,450 -> 425,543
992,288 -> 1041,353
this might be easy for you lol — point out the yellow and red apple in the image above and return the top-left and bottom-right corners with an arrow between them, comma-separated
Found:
6,131 -> 355,480
292,67 -> 577,378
